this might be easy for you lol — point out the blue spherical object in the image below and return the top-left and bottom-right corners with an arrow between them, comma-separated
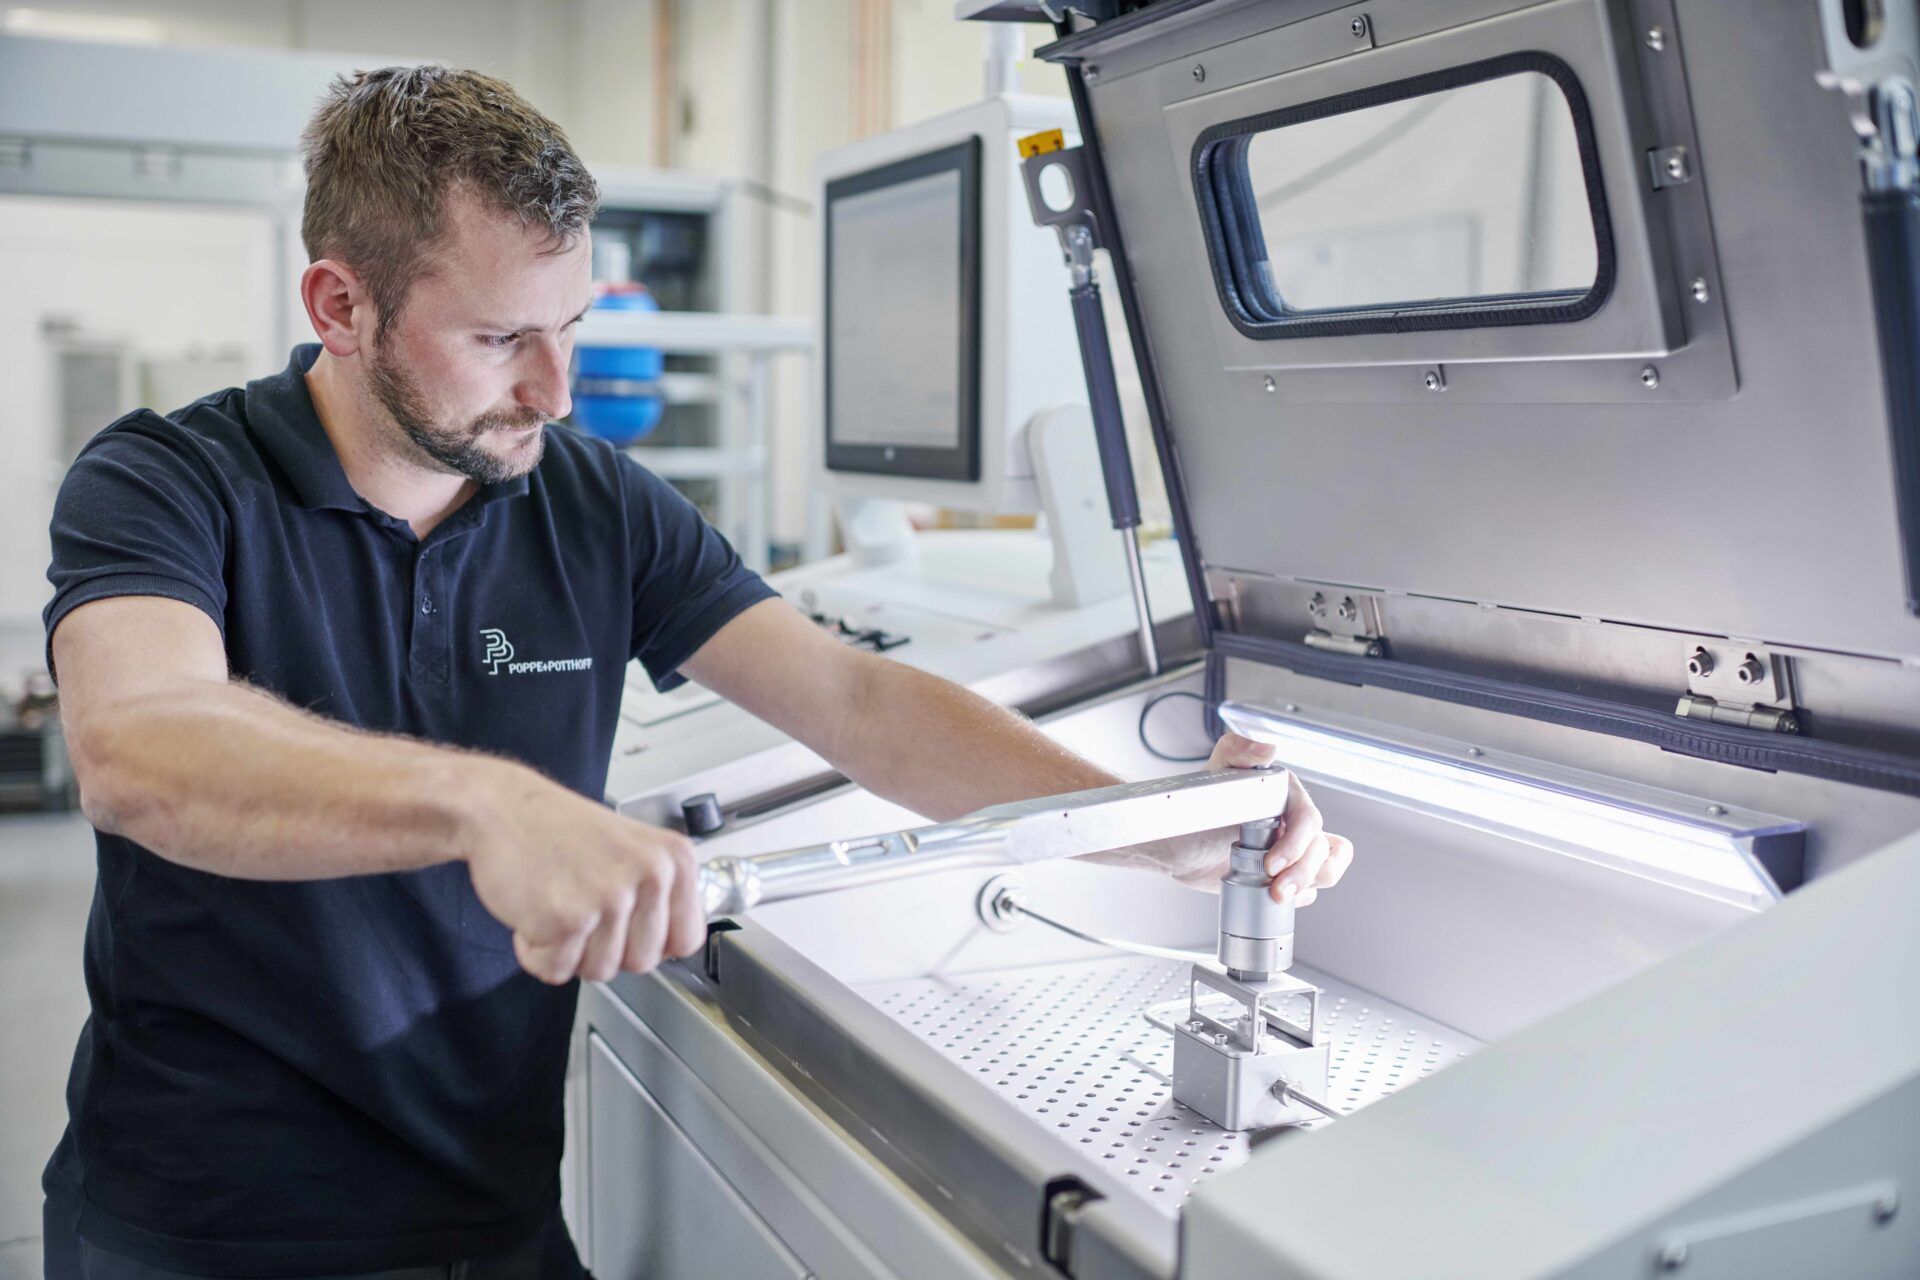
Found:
574,286 -> 666,443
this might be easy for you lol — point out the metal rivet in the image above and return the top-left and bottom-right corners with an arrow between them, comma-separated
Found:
1351,15 -> 1369,38
1647,25 -> 1666,51
1467,747 -> 1484,758
1707,804 -> 1727,817
1191,64 -> 1206,82
1423,368 -> 1446,392
1262,375 -> 1277,393
1659,1240 -> 1688,1270
1875,1191 -> 1899,1224
1665,153 -> 1687,180
1640,365 -> 1661,390
1284,704 -> 1299,714
1691,277 -> 1710,304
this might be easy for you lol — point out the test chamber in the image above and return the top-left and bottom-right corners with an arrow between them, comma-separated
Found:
574,2 -> 1920,1277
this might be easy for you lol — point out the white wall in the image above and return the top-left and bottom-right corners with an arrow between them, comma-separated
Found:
0,2 -> 1110,640
0,197 -> 281,650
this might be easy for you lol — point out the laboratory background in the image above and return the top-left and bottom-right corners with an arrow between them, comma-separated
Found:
1,1 -> 1918,1278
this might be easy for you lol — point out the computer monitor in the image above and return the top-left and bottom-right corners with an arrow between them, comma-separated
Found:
824,138 -> 981,485
814,95 -> 1085,516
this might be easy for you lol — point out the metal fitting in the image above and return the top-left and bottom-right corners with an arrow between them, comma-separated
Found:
1687,647 -> 1715,678
1219,817 -> 1294,981
1735,654 -> 1766,685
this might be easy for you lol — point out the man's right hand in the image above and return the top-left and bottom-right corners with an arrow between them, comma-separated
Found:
462,760 -> 707,985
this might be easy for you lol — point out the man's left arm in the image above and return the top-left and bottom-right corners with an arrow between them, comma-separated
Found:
678,598 -> 1352,904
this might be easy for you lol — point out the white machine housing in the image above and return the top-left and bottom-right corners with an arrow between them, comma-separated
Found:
812,93 -> 1086,515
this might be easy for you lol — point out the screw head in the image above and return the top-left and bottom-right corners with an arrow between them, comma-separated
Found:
1192,64 -> 1206,82
1659,1240 -> 1688,1270
1665,153 -> 1687,179
1691,277 -> 1710,304
1875,1191 -> 1899,1224
1707,804 -> 1728,817
1687,647 -> 1714,677
1647,25 -> 1666,51
1423,369 -> 1445,392
1735,654 -> 1765,685
1262,375 -> 1277,393
1351,15 -> 1368,37
1308,592 -> 1328,618
1641,365 -> 1661,390
1467,746 -> 1484,758
1337,596 -> 1357,621
1084,64 -> 1100,82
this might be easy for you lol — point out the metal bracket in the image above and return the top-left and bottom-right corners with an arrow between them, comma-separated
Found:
1019,138 -> 1106,277
1677,644 -> 1800,733
1649,144 -> 1694,188
1185,965 -> 1320,1050
1303,590 -> 1385,658
1815,0 -> 1920,194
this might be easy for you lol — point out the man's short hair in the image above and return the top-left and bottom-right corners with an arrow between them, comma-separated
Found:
299,65 -> 599,332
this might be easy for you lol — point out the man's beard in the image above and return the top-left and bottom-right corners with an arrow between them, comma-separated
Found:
367,345 -> 547,485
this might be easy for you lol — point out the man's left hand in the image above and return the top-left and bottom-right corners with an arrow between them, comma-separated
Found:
1143,733 -> 1355,902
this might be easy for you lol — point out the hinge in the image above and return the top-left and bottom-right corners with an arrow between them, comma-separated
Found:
1303,591 -> 1385,658
1207,570 -> 1243,630
1676,643 -> 1801,734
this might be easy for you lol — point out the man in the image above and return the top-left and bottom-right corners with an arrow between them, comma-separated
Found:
40,66 -> 1353,1278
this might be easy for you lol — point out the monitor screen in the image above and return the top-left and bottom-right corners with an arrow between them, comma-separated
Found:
824,137 -> 981,483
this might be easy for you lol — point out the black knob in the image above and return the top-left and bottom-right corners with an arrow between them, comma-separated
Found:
681,793 -> 725,837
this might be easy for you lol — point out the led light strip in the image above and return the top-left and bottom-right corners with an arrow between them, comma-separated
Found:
1218,701 -> 1805,911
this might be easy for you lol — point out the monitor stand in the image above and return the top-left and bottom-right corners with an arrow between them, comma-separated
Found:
830,403 -> 1127,609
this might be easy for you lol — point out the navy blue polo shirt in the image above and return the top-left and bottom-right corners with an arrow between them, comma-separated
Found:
41,345 -> 776,1274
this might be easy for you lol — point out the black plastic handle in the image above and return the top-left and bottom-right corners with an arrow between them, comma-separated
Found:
1068,280 -> 1142,531
1863,187 -> 1920,616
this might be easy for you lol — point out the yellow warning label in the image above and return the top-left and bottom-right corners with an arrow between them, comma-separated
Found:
1018,128 -> 1065,159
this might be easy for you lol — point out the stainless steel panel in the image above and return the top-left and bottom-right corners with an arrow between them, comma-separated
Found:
585,1033 -> 809,1280
1076,0 -> 1920,662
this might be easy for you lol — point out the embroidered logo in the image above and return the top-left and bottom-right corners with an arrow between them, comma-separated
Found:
478,627 -> 593,676
480,629 -> 515,674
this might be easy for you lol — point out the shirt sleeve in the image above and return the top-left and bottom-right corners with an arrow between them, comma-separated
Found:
622,453 -> 778,691
44,416 -> 231,678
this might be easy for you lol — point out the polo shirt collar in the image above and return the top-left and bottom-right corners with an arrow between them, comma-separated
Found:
247,345 -> 534,515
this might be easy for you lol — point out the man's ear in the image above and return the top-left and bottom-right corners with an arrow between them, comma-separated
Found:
300,259 -> 373,358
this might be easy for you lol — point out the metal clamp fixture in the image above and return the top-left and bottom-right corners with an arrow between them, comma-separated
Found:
1145,814 -> 1339,1130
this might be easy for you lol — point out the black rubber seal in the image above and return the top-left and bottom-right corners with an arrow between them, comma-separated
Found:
1190,51 -> 1618,341
1213,631 -> 1920,798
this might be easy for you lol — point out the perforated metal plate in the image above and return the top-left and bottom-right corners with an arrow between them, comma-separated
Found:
859,955 -> 1479,1213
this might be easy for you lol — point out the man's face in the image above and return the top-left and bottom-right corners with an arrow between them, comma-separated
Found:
363,193 -> 594,485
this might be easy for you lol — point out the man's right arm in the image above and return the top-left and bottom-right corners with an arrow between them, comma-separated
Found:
54,594 -> 704,983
